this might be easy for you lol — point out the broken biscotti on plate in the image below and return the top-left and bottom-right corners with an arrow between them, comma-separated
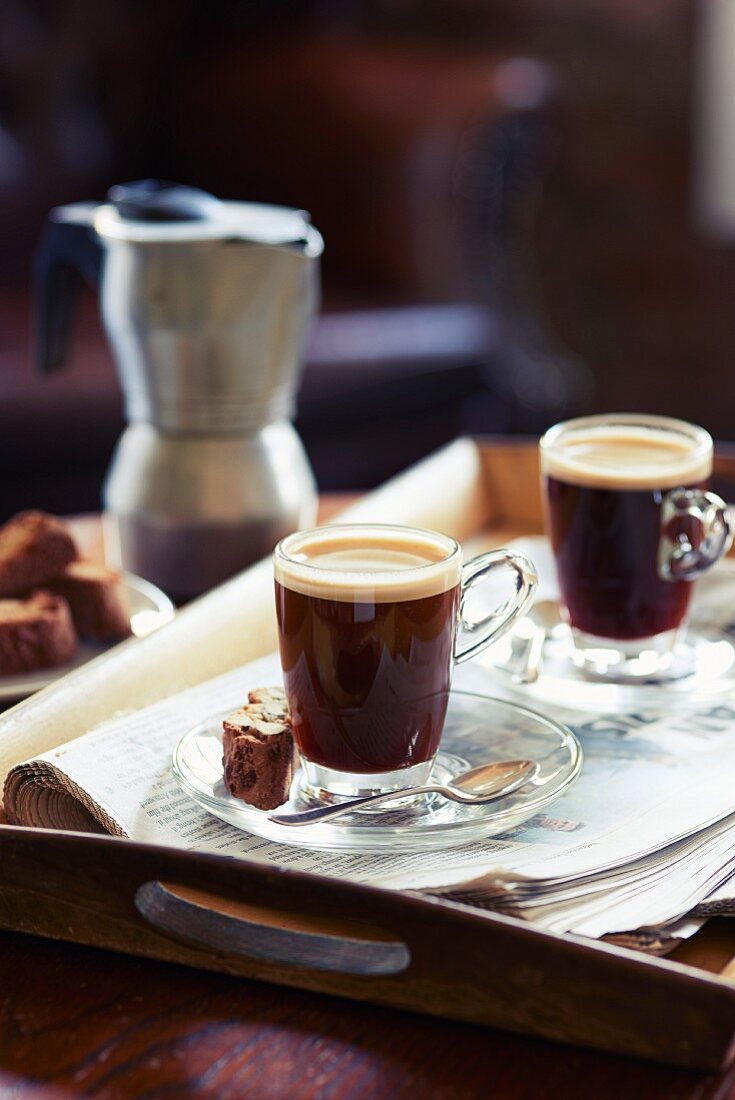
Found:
0,511 -> 132,675
0,591 -> 77,675
222,686 -> 297,811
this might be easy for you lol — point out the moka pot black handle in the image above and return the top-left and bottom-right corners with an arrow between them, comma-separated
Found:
33,202 -> 102,374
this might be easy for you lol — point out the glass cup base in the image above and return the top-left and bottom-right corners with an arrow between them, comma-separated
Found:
570,626 -> 691,682
298,756 -> 436,807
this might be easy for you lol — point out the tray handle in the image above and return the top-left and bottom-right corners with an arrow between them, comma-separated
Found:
135,880 -> 411,976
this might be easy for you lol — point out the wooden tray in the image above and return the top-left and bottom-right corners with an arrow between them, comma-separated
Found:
4,436 -> 735,1072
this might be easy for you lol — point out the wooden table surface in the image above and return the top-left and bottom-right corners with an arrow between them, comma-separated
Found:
4,928 -> 735,1100
2,504 -> 735,1099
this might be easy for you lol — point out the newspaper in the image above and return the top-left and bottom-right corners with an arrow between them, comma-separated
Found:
7,537 -> 735,950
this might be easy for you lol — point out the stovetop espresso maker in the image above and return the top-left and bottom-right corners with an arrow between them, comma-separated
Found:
35,181 -> 321,602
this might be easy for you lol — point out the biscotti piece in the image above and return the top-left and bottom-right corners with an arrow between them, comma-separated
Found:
246,687 -> 297,765
0,591 -> 77,674
222,705 -> 295,811
247,685 -> 289,721
0,512 -> 77,598
47,561 -> 131,641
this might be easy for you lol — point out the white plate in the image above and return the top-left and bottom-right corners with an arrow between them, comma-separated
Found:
0,573 -> 175,702
172,690 -> 583,853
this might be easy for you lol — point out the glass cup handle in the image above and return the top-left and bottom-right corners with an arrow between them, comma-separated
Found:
454,550 -> 538,665
659,489 -> 733,581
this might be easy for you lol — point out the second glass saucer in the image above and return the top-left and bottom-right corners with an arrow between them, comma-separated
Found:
172,690 -> 581,853
484,599 -> 735,712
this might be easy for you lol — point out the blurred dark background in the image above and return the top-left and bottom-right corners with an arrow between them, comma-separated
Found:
0,0 -> 732,517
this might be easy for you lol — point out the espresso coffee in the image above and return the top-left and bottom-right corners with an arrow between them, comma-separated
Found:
274,528 -> 461,774
541,424 -> 711,640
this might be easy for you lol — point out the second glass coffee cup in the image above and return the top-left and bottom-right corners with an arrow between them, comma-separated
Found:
274,524 -> 537,800
540,413 -> 732,680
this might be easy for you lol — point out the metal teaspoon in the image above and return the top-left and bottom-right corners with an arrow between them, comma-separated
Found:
268,758 -> 539,827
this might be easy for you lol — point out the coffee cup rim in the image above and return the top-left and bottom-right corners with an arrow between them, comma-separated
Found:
273,523 -> 464,601
540,412 -> 713,458
539,413 -> 714,492
275,523 -> 461,574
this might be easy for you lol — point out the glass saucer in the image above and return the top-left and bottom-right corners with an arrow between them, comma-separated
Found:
484,599 -> 735,712
172,690 -> 582,853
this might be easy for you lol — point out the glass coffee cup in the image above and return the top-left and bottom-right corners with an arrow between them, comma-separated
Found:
540,413 -> 732,680
274,523 -> 537,799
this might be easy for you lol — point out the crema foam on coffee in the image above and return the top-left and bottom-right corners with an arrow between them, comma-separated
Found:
541,425 -> 712,490
274,528 -> 461,602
